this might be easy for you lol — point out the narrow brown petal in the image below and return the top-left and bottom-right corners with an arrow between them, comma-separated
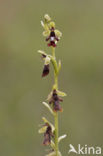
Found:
42,54 -> 46,58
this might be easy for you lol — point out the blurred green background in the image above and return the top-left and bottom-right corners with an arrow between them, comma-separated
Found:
0,0 -> 103,156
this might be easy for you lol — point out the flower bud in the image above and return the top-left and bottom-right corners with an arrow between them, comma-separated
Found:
44,14 -> 51,22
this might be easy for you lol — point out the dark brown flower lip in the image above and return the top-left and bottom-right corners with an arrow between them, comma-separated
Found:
43,133 -> 51,145
43,125 -> 53,146
48,41 -> 56,47
48,89 -> 63,112
42,64 -> 49,77
54,100 -> 63,112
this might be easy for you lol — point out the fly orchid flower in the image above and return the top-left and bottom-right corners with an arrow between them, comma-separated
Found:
41,15 -> 62,47
43,123 -> 53,145
48,89 -> 63,112
38,50 -> 51,77
38,117 -> 55,146
46,22 -> 62,47
42,55 -> 51,77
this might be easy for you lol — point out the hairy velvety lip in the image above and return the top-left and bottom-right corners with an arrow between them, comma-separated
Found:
48,89 -> 63,112
43,125 -> 53,146
42,64 -> 49,77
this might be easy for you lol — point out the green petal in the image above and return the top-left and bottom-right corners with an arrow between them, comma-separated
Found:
58,60 -> 61,73
41,20 -> 50,32
49,21 -> 55,29
41,21 -> 45,28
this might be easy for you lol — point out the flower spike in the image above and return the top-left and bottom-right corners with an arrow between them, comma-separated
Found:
38,14 -> 66,156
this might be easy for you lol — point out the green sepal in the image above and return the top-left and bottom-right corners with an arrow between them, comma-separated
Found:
43,30 -> 50,37
38,126 -> 47,134
56,90 -> 67,97
55,29 -> 62,39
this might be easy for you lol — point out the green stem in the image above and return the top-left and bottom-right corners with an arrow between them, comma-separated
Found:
54,113 -> 59,156
54,72 -> 58,89
52,47 -> 55,58
52,47 -> 59,156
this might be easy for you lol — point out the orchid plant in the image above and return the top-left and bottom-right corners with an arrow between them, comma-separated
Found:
38,14 -> 67,156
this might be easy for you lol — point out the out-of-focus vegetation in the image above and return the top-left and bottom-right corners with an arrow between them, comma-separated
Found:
0,0 -> 103,156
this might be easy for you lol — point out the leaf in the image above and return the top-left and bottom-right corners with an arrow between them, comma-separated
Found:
43,102 -> 54,115
56,90 -> 67,97
58,134 -> 67,143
